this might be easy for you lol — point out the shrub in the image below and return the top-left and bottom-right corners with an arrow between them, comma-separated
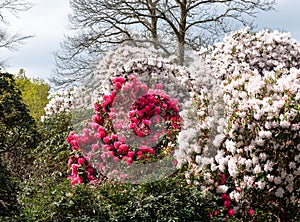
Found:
177,29 -> 300,221
90,174 -> 211,222
0,161 -> 21,220
20,178 -> 109,222
19,112 -> 109,221
32,112 -> 72,182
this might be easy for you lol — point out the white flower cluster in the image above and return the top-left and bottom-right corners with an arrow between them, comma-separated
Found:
187,50 -> 218,91
95,44 -> 159,78
175,91 -> 215,168
113,57 -> 194,104
44,86 -> 100,116
218,67 -> 300,203
175,81 -> 225,169
93,44 -> 161,94
207,28 -> 300,79
177,29 -> 300,211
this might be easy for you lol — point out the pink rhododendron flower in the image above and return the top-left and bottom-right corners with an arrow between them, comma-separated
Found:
69,175 -> 83,185
224,200 -> 231,208
92,143 -> 100,151
77,157 -> 85,165
227,208 -> 234,216
221,193 -> 230,201
249,209 -> 255,216
103,136 -> 110,144
71,164 -> 79,176
219,174 -> 226,185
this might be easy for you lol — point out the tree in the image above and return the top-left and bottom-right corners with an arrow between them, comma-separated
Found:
15,72 -> 50,121
53,0 -> 275,86
0,72 -> 38,180
0,0 -> 32,67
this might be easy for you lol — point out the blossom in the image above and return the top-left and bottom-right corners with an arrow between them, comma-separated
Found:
221,193 -> 231,201
275,187 -> 285,198
279,120 -> 291,128
227,208 -> 234,216
216,185 -> 229,193
213,133 -> 225,147
77,157 -> 85,165
224,200 -> 231,208
248,209 -> 255,216
253,165 -> 262,174
219,174 -> 226,185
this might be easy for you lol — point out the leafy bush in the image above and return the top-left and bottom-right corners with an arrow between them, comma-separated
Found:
32,112 -> 73,181
20,178 -> 109,222
104,175 -> 212,221
0,161 -> 21,221
19,112 -> 109,221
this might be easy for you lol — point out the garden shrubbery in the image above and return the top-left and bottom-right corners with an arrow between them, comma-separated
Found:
0,29 -> 299,221
177,28 -> 300,221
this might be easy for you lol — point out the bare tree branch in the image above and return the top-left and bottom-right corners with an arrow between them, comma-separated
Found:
53,0 -> 276,85
0,0 -> 33,68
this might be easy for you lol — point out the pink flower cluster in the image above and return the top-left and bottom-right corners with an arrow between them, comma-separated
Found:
66,74 -> 182,184
66,150 -> 96,185
129,93 -> 180,138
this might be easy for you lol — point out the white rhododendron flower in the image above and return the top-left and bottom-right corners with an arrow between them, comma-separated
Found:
178,28 -> 300,215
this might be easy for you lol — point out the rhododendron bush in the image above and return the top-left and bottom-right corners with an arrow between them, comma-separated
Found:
176,29 -> 300,220
66,58 -> 194,184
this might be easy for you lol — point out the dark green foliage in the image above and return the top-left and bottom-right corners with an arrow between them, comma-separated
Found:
0,72 -> 38,220
21,174 -> 212,222
19,112 -> 109,221
104,175 -> 211,222
0,72 -> 37,153
20,178 -> 109,222
32,112 -> 72,182
0,72 -> 38,180
0,161 -> 21,220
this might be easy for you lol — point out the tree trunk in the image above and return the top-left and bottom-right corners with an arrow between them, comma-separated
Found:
177,39 -> 185,65
149,0 -> 159,49
177,0 -> 187,65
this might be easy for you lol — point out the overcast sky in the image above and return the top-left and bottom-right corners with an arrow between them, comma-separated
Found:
1,0 -> 300,82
